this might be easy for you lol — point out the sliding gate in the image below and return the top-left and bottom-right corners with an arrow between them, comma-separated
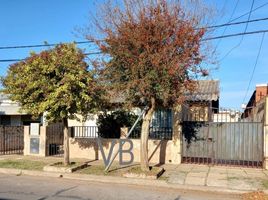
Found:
182,109 -> 263,168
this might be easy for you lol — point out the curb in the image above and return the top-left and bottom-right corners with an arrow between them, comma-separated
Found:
0,168 -> 255,194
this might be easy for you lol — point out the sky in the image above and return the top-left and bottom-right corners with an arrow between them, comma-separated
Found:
0,0 -> 268,110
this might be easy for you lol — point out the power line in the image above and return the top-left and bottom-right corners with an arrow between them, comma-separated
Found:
230,2 -> 268,23
205,16 -> 268,30
212,0 -> 240,55
0,51 -> 102,63
219,0 -> 255,61
2,16 -> 268,51
0,41 -> 95,50
201,1 -> 268,31
0,2 -> 266,51
203,29 -> 268,41
1,29 -> 268,62
242,32 -> 266,105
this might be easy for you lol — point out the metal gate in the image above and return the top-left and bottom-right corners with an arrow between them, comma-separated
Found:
182,107 -> 263,168
0,126 -> 24,155
46,123 -> 64,156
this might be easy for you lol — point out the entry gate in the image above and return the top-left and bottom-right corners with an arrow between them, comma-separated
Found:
46,123 -> 64,156
182,108 -> 263,168
0,126 -> 24,155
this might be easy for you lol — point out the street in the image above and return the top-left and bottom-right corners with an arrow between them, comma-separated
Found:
0,174 -> 240,200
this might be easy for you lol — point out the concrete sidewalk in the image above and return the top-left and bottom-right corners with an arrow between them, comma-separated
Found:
163,164 -> 268,191
1,155 -> 268,194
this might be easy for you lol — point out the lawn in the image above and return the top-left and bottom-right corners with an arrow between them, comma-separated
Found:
0,159 -> 47,171
77,164 -> 163,178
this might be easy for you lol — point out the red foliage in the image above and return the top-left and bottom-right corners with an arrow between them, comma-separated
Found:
89,0 -> 213,108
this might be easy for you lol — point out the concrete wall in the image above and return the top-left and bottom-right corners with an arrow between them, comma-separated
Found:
69,138 -> 178,164
69,108 -> 183,165
24,126 -> 46,157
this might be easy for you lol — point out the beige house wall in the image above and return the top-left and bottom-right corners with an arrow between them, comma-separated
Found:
69,138 -> 179,164
24,126 -> 46,157
69,108 -> 182,165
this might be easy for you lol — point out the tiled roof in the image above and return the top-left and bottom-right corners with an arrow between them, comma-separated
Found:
0,105 -> 27,115
0,94 -> 10,101
111,80 -> 220,103
185,80 -> 219,101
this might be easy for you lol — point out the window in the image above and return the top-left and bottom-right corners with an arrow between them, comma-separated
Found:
0,115 -> 11,125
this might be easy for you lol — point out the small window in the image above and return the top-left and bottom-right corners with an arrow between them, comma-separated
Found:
0,115 -> 11,125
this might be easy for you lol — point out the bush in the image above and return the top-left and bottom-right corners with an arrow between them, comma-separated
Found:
97,110 -> 140,138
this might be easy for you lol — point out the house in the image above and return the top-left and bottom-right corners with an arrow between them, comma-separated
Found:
182,80 -> 219,122
71,80 -> 220,138
242,84 -> 267,121
0,94 -> 41,126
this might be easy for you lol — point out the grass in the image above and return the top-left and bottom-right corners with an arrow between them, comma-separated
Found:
0,159 -> 47,171
77,165 -> 121,176
262,180 -> 268,189
77,164 -> 164,178
126,166 -> 162,176
51,162 -> 81,168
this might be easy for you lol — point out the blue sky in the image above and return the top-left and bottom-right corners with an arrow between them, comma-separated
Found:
0,0 -> 267,109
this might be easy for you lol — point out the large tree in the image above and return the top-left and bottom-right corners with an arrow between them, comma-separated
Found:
88,0 -> 214,171
2,43 -> 101,165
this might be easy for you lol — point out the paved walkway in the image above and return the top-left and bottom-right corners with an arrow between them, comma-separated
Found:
1,155 -> 268,193
163,164 -> 268,191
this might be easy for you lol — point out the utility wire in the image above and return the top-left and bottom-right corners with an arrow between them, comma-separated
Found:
0,51 -> 102,63
242,32 -> 266,105
2,15 -> 268,51
203,29 -> 268,41
205,16 -> 268,30
230,2 -> 268,23
0,1 -> 267,51
0,40 -> 96,50
213,0 -> 240,55
219,0 -> 255,62
2,29 -> 268,62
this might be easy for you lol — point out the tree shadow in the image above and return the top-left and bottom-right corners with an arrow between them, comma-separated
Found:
181,121 -> 207,146
70,138 -> 113,160
149,140 -> 168,165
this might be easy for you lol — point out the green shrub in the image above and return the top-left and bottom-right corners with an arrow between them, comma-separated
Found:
97,110 -> 140,138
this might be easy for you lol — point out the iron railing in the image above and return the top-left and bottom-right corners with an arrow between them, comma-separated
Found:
71,125 -> 172,140
0,126 -> 24,155
72,126 -> 99,138
129,126 -> 172,140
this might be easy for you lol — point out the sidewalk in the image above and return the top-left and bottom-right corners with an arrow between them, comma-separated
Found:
0,155 -> 268,194
163,164 -> 268,191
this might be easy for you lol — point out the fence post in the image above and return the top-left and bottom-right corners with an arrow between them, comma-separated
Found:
171,105 -> 182,164
263,97 -> 268,169
23,126 -> 30,155
39,126 -> 47,157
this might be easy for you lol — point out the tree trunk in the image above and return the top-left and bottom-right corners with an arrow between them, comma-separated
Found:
140,98 -> 155,171
63,118 -> 70,166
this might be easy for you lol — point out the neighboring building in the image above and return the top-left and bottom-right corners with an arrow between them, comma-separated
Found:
0,94 -> 40,126
182,80 -> 220,122
242,84 -> 268,121
213,110 -> 241,122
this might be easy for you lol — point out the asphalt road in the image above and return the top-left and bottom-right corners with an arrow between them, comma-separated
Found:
0,174 -> 240,200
